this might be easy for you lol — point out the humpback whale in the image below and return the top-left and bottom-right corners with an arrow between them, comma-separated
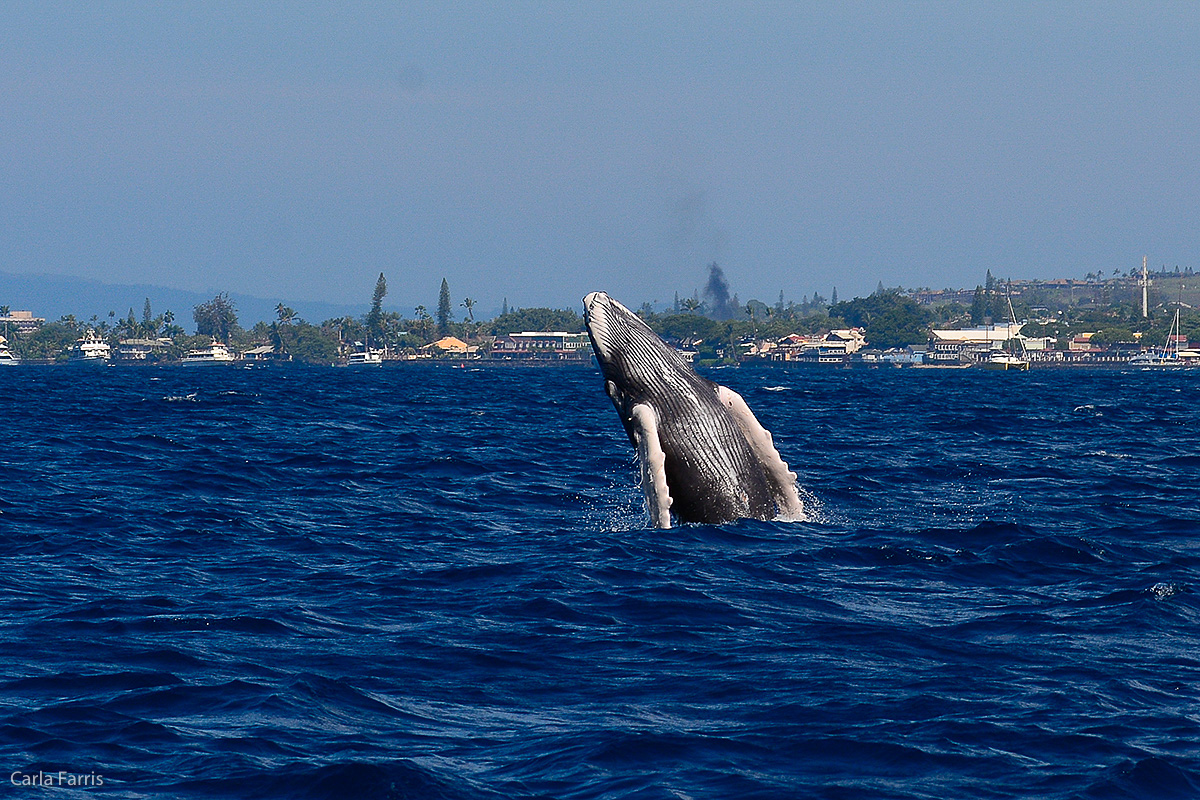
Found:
583,291 -> 805,528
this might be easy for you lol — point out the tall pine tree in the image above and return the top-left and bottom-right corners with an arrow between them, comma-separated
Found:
366,272 -> 387,346
437,278 -> 452,338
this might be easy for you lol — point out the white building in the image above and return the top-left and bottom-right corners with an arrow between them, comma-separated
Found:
929,322 -> 1027,365
0,310 -> 45,336
930,322 -> 1025,345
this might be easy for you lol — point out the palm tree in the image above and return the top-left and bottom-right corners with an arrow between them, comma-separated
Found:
275,304 -> 297,325
461,297 -> 476,322
413,305 -> 433,343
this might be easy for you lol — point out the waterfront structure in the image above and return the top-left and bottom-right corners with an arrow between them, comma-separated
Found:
929,322 -> 1026,366
242,345 -> 278,362
0,310 -> 45,336
767,329 -> 867,363
116,337 -> 173,361
491,331 -> 590,360
422,336 -> 475,358
881,346 -> 926,366
931,322 -> 1024,346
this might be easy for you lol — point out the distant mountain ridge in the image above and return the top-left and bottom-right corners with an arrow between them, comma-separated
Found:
0,272 -> 370,329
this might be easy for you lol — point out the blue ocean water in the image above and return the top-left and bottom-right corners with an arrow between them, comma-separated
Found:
1,363 -> 1198,799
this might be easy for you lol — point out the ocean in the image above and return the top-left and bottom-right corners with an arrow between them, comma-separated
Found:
1,363 -> 1198,799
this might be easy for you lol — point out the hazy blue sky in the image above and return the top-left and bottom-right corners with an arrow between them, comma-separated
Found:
3,2 -> 1198,315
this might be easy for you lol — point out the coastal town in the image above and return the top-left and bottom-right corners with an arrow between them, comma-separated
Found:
2,264 -> 1198,370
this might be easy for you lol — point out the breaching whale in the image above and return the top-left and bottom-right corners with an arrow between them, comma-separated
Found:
583,291 -> 805,528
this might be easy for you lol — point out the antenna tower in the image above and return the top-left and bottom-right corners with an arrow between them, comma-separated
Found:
1141,255 -> 1149,318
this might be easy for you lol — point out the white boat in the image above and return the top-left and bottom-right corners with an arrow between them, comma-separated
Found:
978,290 -> 1029,371
343,343 -> 383,366
69,330 -> 111,364
981,352 -> 1030,371
181,341 -> 237,366
1129,352 -> 1184,369
0,335 -> 18,365
1131,306 -> 1188,370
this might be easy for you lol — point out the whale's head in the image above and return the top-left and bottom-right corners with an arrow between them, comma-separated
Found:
583,291 -> 704,423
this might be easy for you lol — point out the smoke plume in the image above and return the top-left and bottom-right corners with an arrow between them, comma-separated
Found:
703,262 -> 734,320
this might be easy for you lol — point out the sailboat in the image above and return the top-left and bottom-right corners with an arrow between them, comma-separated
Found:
1130,303 -> 1187,370
981,290 -> 1030,371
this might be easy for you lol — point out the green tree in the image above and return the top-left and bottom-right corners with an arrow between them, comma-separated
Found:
970,286 -> 986,324
193,293 -> 240,342
489,307 -> 584,335
275,303 -> 297,325
651,313 -> 724,345
437,278 -> 452,337
268,319 -> 339,364
744,299 -> 771,334
327,315 -> 362,347
412,305 -> 433,342
287,322 -> 340,364
830,291 -> 931,349
1090,326 -> 1137,345
18,322 -> 79,361
114,307 -> 136,339
366,272 -> 387,346
161,310 -> 183,338
142,298 -> 154,336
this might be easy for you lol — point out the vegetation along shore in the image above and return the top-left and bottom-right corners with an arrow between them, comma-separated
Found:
3,263 -> 1199,369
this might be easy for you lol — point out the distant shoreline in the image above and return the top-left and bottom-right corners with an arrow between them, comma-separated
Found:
0,358 -> 1177,372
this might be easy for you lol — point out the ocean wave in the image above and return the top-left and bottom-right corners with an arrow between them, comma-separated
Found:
1,365 -> 1199,798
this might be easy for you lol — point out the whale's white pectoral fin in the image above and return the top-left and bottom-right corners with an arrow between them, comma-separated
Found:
715,385 -> 806,521
630,403 -> 673,528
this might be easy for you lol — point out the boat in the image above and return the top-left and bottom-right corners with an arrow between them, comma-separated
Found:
346,350 -> 383,366
180,341 -> 237,366
68,330 -> 111,364
978,289 -> 1029,371
1130,304 -> 1188,370
0,336 -> 18,365
1129,351 -> 1184,369
981,352 -> 1030,371
343,343 -> 383,367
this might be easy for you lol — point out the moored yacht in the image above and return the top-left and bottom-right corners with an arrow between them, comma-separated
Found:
0,336 -> 18,365
180,341 -> 237,366
1130,304 -> 1192,370
1129,351 -> 1184,370
69,330 -> 111,364
344,343 -> 383,366
980,351 -> 1030,371
977,289 -> 1029,371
